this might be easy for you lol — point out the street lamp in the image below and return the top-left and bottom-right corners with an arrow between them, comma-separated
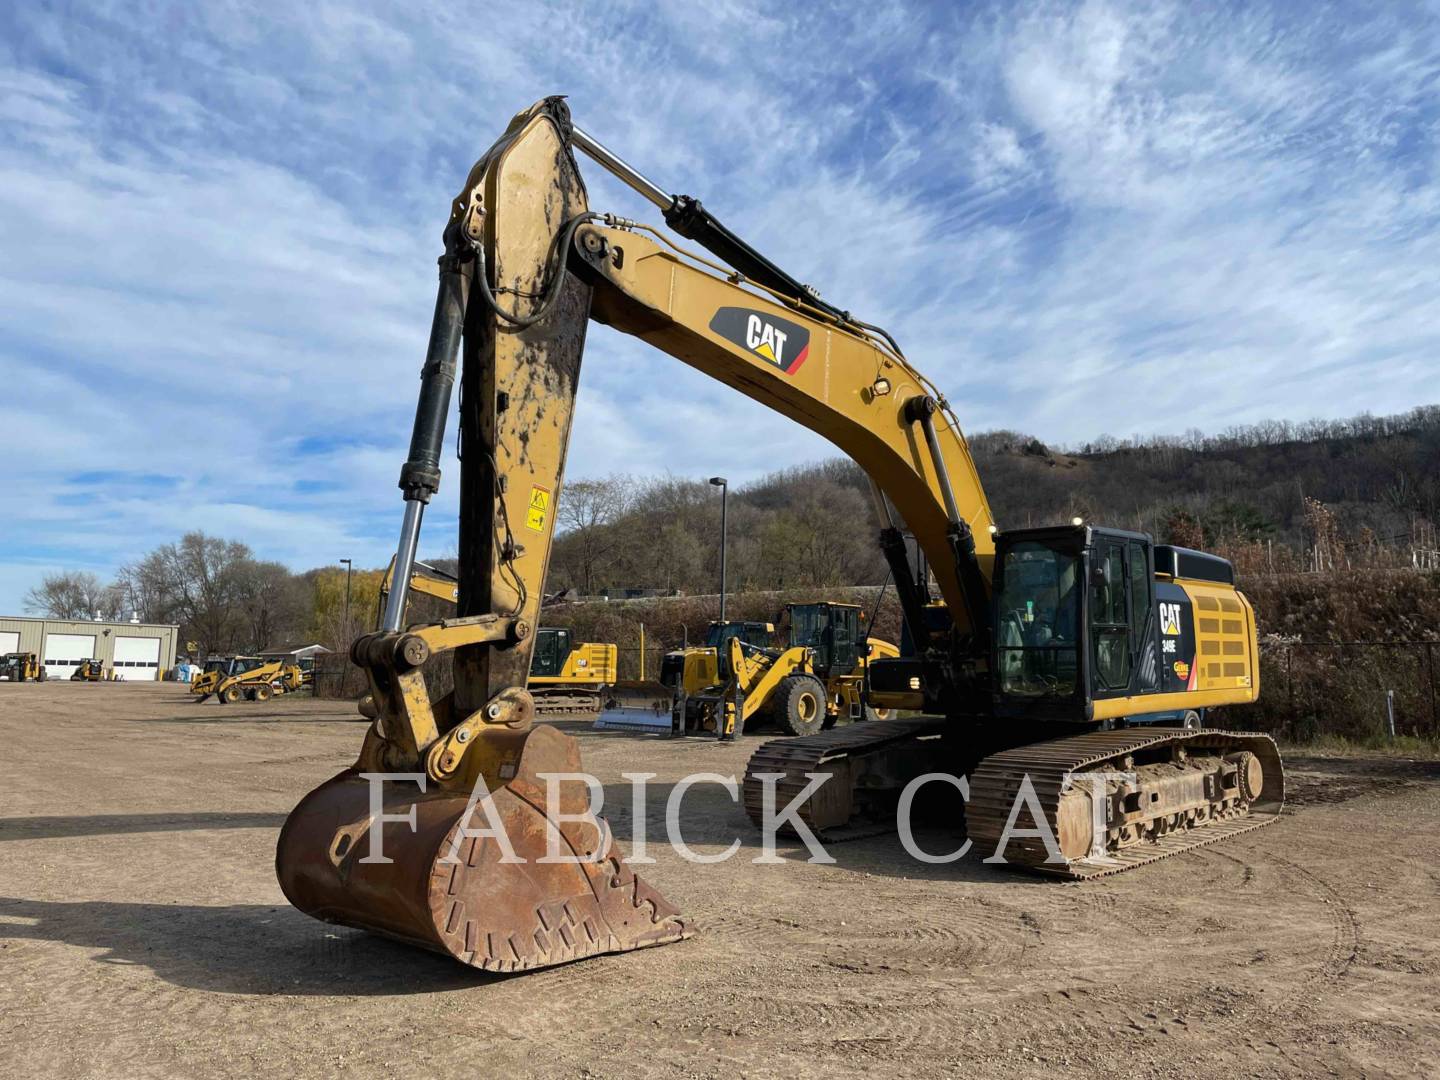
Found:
339,558 -> 353,645
709,477 -> 728,623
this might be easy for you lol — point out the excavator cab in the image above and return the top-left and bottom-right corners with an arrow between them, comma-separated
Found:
992,524 -> 1257,726
528,627 -> 575,678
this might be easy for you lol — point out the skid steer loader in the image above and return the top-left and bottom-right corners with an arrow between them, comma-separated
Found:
201,658 -> 307,704
1,653 -> 46,682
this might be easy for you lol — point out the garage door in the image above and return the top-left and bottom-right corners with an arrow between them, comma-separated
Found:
0,631 -> 18,654
44,633 -> 96,679
113,636 -> 161,681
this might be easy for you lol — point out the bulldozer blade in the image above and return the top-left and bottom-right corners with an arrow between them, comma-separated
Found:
595,680 -> 674,732
275,724 -> 691,972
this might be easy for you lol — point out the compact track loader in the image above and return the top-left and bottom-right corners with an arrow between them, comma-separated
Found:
70,658 -> 107,682
275,98 -> 1282,975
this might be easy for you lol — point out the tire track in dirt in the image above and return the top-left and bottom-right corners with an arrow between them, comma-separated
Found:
1257,847 -> 1361,982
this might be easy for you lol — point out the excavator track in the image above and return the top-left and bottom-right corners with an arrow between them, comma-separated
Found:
742,717 -> 947,834
967,728 -> 1285,879
741,722 -> 1284,878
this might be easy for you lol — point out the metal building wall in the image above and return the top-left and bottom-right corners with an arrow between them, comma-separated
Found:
0,617 -> 180,680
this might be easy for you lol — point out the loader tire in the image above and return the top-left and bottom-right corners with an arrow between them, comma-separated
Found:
1181,709 -> 1202,730
221,685 -> 244,704
862,704 -> 892,723
252,684 -> 273,703
774,675 -> 827,737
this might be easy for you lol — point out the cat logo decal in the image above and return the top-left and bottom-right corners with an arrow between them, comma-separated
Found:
709,307 -> 811,374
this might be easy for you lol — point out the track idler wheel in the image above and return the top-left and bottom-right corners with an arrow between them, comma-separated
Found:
275,724 -> 691,973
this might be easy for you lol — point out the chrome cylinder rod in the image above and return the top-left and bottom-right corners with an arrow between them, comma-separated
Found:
382,499 -> 425,632
571,125 -> 673,211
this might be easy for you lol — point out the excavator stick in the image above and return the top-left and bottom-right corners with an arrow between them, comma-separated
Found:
275,98 -> 689,971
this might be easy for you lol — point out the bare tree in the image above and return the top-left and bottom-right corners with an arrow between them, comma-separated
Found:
23,571 -> 122,620
554,475 -> 634,595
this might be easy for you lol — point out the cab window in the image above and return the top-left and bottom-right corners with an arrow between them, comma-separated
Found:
995,541 -> 1081,698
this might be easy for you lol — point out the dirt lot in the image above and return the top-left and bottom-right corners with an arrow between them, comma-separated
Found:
1,682 -> 1437,1079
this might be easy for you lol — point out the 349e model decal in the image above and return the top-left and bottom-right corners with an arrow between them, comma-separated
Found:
709,307 -> 811,374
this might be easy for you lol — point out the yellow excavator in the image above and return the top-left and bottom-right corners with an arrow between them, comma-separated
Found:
377,557 -> 619,715
275,98 -> 1282,974
667,604 -> 899,736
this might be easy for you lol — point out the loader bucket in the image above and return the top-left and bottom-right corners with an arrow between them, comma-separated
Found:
275,724 -> 690,972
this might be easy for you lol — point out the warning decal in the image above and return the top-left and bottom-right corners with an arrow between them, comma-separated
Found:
526,485 -> 551,532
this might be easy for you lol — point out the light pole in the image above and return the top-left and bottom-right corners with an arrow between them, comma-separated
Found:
339,558 -> 353,646
709,477 -> 728,623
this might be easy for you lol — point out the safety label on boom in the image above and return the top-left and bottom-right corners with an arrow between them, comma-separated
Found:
526,485 -> 551,532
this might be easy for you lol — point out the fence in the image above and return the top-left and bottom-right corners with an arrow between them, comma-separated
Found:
1241,639 -> 1440,742
311,655 -> 368,700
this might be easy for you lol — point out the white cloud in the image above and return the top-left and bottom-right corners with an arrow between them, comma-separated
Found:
2,0 -> 1438,608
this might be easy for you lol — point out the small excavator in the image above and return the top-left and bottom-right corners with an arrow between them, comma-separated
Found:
275,98 -> 1282,974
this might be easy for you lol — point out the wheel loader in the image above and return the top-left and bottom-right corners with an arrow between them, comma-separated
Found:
0,652 -> 45,682
668,603 -> 900,737
274,98 -> 1283,974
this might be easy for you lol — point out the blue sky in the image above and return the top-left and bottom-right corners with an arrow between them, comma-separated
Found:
3,1 -> 1439,611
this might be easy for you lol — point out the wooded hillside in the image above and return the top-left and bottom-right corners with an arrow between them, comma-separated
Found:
547,405 -> 1440,597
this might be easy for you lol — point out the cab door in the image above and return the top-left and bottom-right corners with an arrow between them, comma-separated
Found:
829,608 -> 858,676
1087,537 -> 1159,699
1088,540 -> 1132,696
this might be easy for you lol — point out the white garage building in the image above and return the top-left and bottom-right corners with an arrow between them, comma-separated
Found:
0,616 -> 180,681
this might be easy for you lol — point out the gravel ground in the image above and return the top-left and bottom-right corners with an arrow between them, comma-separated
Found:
1,681 -> 1437,1079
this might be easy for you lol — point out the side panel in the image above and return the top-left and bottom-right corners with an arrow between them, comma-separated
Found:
1155,581 -> 1197,693
1092,577 -> 1259,721
1184,579 -> 1258,695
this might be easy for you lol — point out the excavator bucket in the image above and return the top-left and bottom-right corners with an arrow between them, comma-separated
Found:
278,724 -> 689,971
